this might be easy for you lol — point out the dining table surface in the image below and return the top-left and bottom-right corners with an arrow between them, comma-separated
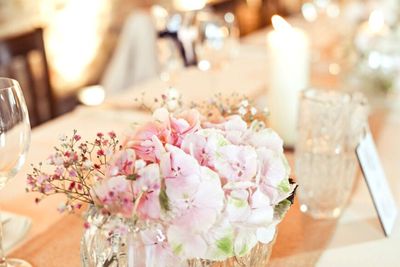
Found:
3,24 -> 400,267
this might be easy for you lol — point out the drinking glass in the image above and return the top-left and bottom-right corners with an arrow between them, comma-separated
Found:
295,88 -> 368,219
0,78 -> 31,267
195,11 -> 239,71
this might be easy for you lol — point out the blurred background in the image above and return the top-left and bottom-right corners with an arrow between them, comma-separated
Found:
0,1 -> 303,120
0,0 -> 399,126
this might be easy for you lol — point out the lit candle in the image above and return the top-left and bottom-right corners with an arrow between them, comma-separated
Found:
266,15 -> 310,147
173,0 -> 206,12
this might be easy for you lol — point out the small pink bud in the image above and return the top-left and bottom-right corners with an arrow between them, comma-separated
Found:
102,140 -> 109,146
68,181 -> 76,190
108,131 -> 116,138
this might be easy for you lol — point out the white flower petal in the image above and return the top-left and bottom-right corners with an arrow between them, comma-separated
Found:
256,224 -> 277,244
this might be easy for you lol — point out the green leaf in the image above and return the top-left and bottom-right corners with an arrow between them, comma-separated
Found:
126,174 -> 137,181
278,179 -> 290,193
159,189 -> 170,211
274,199 -> 291,219
229,197 -> 247,208
218,138 -> 229,147
173,243 -> 183,255
238,243 -> 249,256
216,236 -> 233,255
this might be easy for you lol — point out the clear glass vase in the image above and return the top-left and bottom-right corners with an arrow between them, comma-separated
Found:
81,206 -> 277,267
81,207 -> 163,267
80,207 -> 133,267
186,237 -> 276,267
295,88 -> 368,219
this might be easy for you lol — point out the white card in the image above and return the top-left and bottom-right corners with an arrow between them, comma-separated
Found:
356,132 -> 398,236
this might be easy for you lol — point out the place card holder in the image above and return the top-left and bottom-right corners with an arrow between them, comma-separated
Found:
356,129 -> 398,237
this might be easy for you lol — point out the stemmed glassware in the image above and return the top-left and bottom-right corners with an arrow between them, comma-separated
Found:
195,11 -> 239,71
0,78 -> 31,267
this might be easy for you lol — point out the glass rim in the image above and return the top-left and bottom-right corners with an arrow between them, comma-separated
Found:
300,87 -> 368,106
0,77 -> 20,91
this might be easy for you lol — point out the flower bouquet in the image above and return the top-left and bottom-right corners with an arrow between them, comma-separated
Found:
27,96 -> 296,267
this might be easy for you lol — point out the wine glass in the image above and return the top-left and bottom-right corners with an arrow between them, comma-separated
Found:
0,78 -> 31,267
195,11 -> 240,71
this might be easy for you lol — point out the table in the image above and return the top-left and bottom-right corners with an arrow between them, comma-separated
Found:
3,27 -> 400,267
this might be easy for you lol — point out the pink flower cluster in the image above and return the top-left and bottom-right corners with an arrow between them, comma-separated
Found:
91,108 -> 295,261
27,108 -> 295,262
26,131 -> 120,211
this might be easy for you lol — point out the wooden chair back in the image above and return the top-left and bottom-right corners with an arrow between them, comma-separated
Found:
0,28 -> 55,127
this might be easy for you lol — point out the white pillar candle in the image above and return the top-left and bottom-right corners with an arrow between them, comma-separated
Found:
266,15 -> 310,147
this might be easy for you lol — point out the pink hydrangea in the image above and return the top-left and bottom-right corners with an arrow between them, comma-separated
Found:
134,163 -> 162,220
168,109 -> 201,146
107,149 -> 136,177
125,108 -> 201,162
125,122 -> 166,162
91,175 -> 134,217
33,107 -> 295,262
213,145 -> 258,183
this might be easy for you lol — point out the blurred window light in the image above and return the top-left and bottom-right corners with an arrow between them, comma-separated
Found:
302,3 -> 318,22
45,0 -> 110,85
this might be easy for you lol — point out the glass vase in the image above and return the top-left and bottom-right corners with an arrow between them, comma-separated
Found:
295,88 -> 368,219
186,236 -> 276,267
81,206 -> 277,267
80,207 -> 133,267
81,207 -> 163,267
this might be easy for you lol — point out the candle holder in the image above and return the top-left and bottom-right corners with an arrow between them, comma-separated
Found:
348,9 -> 400,101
